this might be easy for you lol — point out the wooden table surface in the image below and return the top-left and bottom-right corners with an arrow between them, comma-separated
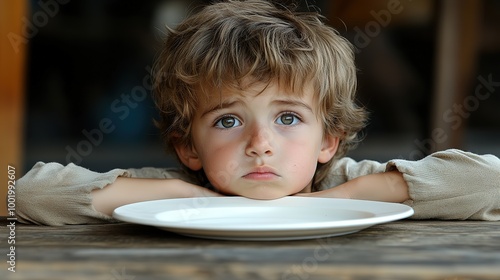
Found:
1,219 -> 500,280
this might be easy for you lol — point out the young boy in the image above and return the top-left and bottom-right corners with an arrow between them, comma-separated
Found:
16,0 -> 500,225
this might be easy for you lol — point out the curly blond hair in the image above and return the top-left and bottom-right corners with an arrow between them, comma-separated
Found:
153,0 -> 367,190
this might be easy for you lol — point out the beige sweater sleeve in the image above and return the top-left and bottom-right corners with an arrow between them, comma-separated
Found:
15,162 -> 193,226
388,149 -> 500,220
321,149 -> 500,221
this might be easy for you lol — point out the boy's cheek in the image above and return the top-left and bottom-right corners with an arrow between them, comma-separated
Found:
205,167 -> 234,192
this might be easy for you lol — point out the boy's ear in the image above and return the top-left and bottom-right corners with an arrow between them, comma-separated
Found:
174,143 -> 203,171
318,135 -> 340,163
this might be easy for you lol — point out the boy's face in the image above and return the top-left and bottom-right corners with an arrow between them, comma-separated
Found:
175,80 -> 339,199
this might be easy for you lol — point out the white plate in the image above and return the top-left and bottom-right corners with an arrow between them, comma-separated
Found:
113,197 -> 413,241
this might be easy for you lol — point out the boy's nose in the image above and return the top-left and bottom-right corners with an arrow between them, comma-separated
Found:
245,126 -> 274,157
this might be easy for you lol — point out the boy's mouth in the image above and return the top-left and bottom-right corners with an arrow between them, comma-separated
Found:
243,167 -> 280,180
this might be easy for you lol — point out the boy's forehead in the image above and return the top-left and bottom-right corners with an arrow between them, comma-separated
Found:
195,79 -> 319,111
196,78 -> 315,101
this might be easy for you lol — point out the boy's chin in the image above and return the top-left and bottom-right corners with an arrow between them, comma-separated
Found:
241,192 -> 289,200
217,187 -> 295,200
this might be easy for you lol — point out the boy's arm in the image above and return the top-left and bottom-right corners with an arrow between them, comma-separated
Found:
16,162 -> 217,225
91,177 -> 220,216
302,149 -> 500,221
298,171 -> 409,203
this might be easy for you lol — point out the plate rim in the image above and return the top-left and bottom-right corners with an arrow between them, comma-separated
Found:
113,196 -> 414,234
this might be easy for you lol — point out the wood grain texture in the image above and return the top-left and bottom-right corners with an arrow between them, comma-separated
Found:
1,220 -> 499,280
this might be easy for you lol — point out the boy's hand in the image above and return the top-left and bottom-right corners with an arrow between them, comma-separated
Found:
295,171 -> 410,203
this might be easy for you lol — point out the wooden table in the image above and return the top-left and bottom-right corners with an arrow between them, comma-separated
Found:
2,219 -> 499,280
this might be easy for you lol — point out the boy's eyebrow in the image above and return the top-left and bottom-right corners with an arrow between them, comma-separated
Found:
200,98 -> 313,117
201,100 -> 242,117
272,99 -> 314,113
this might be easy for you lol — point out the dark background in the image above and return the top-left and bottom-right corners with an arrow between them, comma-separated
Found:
23,0 -> 500,173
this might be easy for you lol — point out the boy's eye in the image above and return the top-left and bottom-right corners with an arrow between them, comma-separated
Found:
215,116 -> 241,128
276,113 -> 300,125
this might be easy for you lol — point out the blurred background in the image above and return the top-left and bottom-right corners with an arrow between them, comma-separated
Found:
1,0 -> 500,186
